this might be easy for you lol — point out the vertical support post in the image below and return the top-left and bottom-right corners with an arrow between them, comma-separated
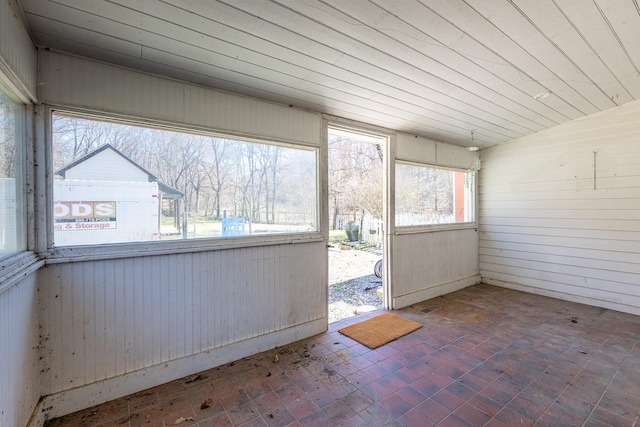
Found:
384,133 -> 396,310
34,105 -> 49,255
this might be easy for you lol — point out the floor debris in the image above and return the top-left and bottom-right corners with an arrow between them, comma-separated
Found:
184,373 -> 207,384
173,416 -> 195,425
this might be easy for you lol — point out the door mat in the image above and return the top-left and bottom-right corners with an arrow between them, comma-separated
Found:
338,313 -> 423,349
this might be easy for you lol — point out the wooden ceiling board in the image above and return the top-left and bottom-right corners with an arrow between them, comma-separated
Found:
370,0 -> 572,126
594,0 -> 640,91
37,30 -> 483,145
232,0 -> 538,136
463,0 -> 616,113
419,0 -> 595,118
63,0 -> 516,143
26,13 -> 143,58
139,46 -> 506,145
25,1 -> 506,144
554,0 -> 640,99
19,0 -> 640,148
319,0 -> 562,130
160,0 -> 522,141
512,0 -> 633,105
145,2 -> 520,141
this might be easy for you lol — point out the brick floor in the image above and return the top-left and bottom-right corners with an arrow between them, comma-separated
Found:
44,284 -> 640,426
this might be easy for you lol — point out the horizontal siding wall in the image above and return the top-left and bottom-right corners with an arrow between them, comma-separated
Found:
480,99 -> 640,315
39,241 -> 327,417
0,273 -> 40,427
38,50 -> 321,146
391,229 -> 480,308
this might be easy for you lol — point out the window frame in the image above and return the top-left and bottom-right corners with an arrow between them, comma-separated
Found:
0,78 -> 41,293
393,160 -> 477,235
45,106 -> 324,263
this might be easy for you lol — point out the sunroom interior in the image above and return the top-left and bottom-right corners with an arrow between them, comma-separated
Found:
1,1 -> 639,426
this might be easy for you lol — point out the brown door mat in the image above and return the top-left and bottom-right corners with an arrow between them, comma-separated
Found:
338,312 -> 423,349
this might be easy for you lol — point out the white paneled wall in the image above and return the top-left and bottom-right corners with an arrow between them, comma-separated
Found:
40,241 -> 327,418
395,133 -> 477,169
36,51 -> 327,419
0,273 -> 41,427
0,0 -> 37,100
480,99 -> 640,315
38,50 -> 321,146
390,134 -> 480,308
392,229 -> 480,308
0,2 -> 40,427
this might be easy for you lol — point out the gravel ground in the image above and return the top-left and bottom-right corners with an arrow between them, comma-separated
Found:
328,247 -> 384,323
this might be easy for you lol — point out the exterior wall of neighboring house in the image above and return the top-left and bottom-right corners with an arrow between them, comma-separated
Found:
0,1 -> 41,427
54,147 -> 173,246
37,50 -> 327,420
62,148 -> 149,182
479,98 -> 640,315
53,180 -> 160,246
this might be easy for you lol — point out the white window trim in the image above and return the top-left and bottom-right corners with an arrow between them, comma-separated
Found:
43,106 -> 323,262
394,223 -> 478,235
0,78 -> 40,294
0,252 -> 43,295
47,233 -> 325,264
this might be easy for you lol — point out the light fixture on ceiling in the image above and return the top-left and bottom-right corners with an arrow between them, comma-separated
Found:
534,91 -> 551,100
466,129 -> 479,151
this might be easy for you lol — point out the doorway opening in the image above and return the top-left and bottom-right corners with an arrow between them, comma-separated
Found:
327,126 -> 387,323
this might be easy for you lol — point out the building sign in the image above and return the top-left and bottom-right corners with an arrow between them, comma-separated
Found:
54,201 -> 117,230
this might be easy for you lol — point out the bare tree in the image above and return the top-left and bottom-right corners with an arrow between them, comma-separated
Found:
50,113 -> 318,234
328,134 -> 384,231
201,138 -> 235,219
53,116 -> 118,168
396,165 -> 454,224
147,131 -> 206,214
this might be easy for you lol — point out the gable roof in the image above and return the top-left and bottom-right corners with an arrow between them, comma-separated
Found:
55,144 -> 185,199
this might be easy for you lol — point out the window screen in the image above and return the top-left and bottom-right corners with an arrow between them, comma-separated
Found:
52,113 -> 318,247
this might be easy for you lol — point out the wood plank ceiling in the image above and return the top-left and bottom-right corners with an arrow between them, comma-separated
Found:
19,0 -> 640,148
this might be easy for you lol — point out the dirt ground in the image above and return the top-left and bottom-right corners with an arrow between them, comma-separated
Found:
328,247 -> 384,323
328,248 -> 381,283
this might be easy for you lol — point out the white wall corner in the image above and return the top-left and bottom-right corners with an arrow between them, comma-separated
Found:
393,275 -> 481,309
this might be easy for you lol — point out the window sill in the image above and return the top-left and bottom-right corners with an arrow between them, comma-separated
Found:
0,252 -> 44,296
394,223 -> 478,235
46,232 -> 325,264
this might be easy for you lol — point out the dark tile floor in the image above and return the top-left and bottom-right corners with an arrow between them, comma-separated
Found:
45,284 -> 640,426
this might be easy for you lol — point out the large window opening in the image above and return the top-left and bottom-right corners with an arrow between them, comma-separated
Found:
395,162 -> 475,227
51,112 -> 318,247
0,89 -> 25,260
327,127 -> 386,323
